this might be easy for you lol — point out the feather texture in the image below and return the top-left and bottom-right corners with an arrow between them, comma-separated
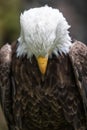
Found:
0,41 -> 87,130
0,44 -> 14,129
17,6 -> 71,58
69,41 -> 87,128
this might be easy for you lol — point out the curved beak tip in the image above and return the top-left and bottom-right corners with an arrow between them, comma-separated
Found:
37,56 -> 48,75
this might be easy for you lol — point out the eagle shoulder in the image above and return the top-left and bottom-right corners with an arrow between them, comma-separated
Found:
69,41 -> 87,122
0,43 -> 13,127
0,43 -> 12,64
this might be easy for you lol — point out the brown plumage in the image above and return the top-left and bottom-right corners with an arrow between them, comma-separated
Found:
0,41 -> 87,130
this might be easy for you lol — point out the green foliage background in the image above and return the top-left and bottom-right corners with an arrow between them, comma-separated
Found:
0,106 -> 8,130
0,0 -> 21,45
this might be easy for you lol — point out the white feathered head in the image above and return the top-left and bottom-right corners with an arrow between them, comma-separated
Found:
17,6 -> 72,74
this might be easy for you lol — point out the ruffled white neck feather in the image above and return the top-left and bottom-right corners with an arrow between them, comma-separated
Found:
17,6 -> 72,58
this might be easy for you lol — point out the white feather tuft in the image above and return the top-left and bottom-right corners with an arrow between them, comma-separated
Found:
17,6 -> 72,58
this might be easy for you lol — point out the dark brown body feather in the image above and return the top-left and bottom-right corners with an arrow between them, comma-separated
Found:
0,41 -> 87,130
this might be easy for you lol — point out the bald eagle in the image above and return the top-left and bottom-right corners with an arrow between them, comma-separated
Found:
0,6 -> 87,130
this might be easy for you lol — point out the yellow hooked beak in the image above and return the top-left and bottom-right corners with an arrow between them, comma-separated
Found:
37,56 -> 48,75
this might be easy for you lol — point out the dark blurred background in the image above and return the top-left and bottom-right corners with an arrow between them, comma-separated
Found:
0,0 -> 87,45
0,0 -> 87,129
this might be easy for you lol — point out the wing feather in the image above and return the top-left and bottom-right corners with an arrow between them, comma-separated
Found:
69,41 -> 87,123
0,43 -> 13,126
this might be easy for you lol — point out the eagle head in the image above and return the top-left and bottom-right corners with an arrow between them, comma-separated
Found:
17,6 -> 72,74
